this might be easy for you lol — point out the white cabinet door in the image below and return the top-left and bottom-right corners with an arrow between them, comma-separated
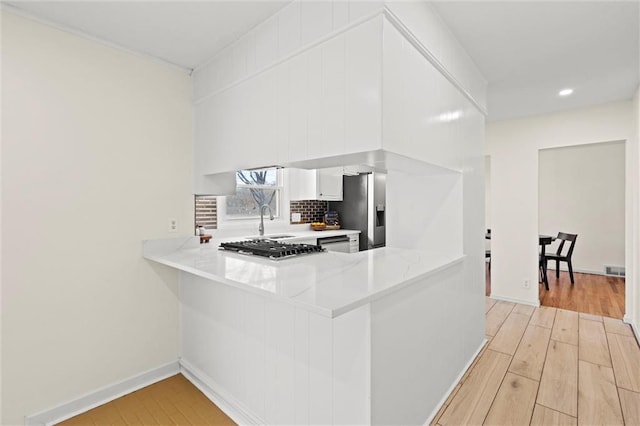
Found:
349,235 -> 360,253
317,167 -> 343,201
288,52 -> 308,162
318,34 -> 346,159
345,17 -> 382,154
288,167 -> 343,201
288,168 -> 317,200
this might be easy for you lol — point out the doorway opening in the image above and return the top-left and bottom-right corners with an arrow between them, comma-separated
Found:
537,141 -> 626,318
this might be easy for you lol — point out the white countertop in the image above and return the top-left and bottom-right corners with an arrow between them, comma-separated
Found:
242,228 -> 361,242
143,236 -> 464,318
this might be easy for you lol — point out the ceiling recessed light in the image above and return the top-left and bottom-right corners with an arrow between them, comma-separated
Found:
559,88 -> 574,97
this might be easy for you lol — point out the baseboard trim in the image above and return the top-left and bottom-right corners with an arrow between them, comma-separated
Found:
623,315 -> 640,344
424,337 -> 488,425
490,294 -> 540,307
25,360 -> 180,426
179,359 -> 263,425
545,266 -> 614,276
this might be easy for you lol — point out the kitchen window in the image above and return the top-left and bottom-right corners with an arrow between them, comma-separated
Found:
224,167 -> 282,220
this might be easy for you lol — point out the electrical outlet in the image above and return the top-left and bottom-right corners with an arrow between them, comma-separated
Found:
291,212 -> 301,222
523,279 -> 530,289
168,218 -> 178,232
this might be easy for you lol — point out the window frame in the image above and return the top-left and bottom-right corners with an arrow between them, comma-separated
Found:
222,168 -> 283,221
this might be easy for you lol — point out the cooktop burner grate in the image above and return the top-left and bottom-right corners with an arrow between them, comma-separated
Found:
219,240 -> 325,260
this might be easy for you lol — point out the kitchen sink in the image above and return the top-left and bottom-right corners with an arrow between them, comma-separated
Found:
244,234 -> 295,240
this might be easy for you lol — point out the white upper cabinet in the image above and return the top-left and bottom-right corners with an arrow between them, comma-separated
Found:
344,17 -> 382,154
194,15 -> 383,178
301,1 -> 332,46
317,167 -> 343,201
288,51 -> 309,162
381,19 -> 483,171
192,0 -> 486,191
288,167 -> 343,201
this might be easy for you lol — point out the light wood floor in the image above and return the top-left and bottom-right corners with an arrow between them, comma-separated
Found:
57,296 -> 639,426
539,270 -> 625,319
57,374 -> 234,425
432,298 -> 640,425
486,265 -> 626,319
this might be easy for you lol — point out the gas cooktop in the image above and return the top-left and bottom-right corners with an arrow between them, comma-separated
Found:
219,239 -> 325,260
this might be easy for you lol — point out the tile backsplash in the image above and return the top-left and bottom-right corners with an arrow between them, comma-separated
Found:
290,200 -> 328,224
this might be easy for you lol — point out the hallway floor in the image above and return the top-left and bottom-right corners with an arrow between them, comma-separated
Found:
486,266 -> 625,319
432,298 -> 640,425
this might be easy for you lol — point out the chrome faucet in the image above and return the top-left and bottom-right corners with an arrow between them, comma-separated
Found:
258,204 -> 274,237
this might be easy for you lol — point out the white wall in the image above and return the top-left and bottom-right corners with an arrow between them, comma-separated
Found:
1,12 -> 192,424
485,156 -> 491,229
538,141 -> 625,274
486,100 -> 635,308
630,88 -> 640,334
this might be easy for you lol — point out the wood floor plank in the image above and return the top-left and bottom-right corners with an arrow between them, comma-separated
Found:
489,312 -> 530,355
580,312 -> 603,322
608,333 -> 640,392
484,372 -> 538,425
537,340 -> 578,417
509,325 -> 552,381
579,318 -> 612,367
486,297 -> 497,313
486,301 -> 515,336
512,303 -> 535,317
530,306 -> 557,329
551,309 -> 579,346
603,316 -> 635,336
530,404 -> 576,426
618,388 -> 640,425
438,349 -> 511,426
578,360 -> 623,425
536,271 -> 625,319
430,384 -> 461,426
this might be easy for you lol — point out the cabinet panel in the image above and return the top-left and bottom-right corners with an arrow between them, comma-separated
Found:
264,300 -> 296,424
288,167 -> 343,201
349,0 -> 383,22
307,48 -> 323,159
308,313 -> 333,424
251,69 -> 279,168
255,17 -> 278,71
381,19 -> 405,153
301,1 -> 333,45
243,292 -> 266,419
332,0 -> 349,30
319,34 -> 346,158
349,234 -> 360,253
288,52 -> 309,162
275,63 -> 291,165
278,1 -> 302,58
317,167 -> 343,201
293,308 -> 310,424
345,17 -> 382,154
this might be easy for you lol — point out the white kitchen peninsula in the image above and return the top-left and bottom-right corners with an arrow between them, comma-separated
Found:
185,0 -> 487,424
144,237 -> 470,424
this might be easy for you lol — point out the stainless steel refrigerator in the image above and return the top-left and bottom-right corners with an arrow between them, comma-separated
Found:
329,173 -> 386,251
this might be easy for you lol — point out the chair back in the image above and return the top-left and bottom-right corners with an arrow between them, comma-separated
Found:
555,232 -> 577,258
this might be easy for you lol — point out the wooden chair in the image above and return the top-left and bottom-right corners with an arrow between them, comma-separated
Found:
542,232 -> 578,284
485,229 -> 491,270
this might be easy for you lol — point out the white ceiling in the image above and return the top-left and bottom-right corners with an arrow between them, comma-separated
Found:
3,0 -> 290,70
3,1 -> 639,121
432,1 -> 639,121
